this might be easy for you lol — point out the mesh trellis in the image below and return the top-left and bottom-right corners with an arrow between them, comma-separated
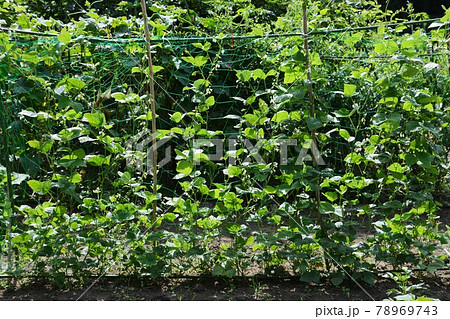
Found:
0,20 -> 449,279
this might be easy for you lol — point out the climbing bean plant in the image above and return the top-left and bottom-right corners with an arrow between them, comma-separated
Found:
0,0 -> 449,287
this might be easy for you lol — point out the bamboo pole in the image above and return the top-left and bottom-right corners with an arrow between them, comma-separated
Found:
302,2 -> 321,220
140,0 -> 158,224
0,18 -> 441,41
0,92 -> 13,278
303,2 -> 331,272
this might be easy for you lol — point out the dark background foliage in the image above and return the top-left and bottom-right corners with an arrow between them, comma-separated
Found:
378,0 -> 448,17
21,0 -> 450,23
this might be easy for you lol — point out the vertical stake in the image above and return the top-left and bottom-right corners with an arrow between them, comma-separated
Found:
302,1 -> 328,271
140,0 -> 158,225
0,89 -> 14,279
303,2 -> 329,272
302,2 -> 321,222
447,28 -> 450,76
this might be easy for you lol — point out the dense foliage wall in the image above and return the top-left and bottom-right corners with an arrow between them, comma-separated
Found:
0,0 -> 449,289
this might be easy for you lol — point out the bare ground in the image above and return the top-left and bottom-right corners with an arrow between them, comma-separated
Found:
0,269 -> 449,301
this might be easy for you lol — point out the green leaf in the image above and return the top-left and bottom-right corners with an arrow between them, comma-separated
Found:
346,177 -> 368,189
416,152 -> 432,168
395,294 -> 416,301
244,127 -> 257,139
171,127 -> 183,134
72,148 -> 86,159
164,212 -> 177,221
70,173 -> 83,184
152,65 -> 164,73
205,96 -> 215,107
12,233 -> 31,244
331,273 -> 344,286
290,111 -> 302,121
111,92 -> 127,102
171,112 -> 183,123
131,67 -> 143,73
387,163 -> 406,173
27,180 -> 42,192
192,42 -> 211,51
320,201 -> 335,213
27,140 -> 41,149
84,112 -> 106,128
193,79 -> 210,89
224,166 -> 242,177
69,221 -> 78,230
252,69 -> 265,80
339,129 -> 351,141
86,155 -> 107,166
403,66 -> 419,78
405,121 -> 421,132
405,154 -> 417,166
415,296 -> 438,301
41,141 -> 54,153
320,201 -> 343,217
182,55 -> 208,67
283,70 -> 303,84
374,42 -> 385,54
305,117 -> 323,130
67,78 -> 86,90
112,92 -> 139,103
345,152 -> 365,165
223,114 -> 241,121
334,107 -> 357,118
271,111 -> 289,123
244,114 -> 259,125
118,171 -> 130,184
57,32 -> 71,44
385,40 -> 399,54
264,185 -> 277,194
265,69 -> 277,78
344,84 -> 357,97
22,52 -> 39,64
56,156 -> 86,169
324,191 -> 338,202
246,236 -> 255,245
236,70 -> 253,82
27,180 -> 51,195
300,270 -> 320,283
176,160 -> 193,175
369,135 -> 380,145
137,111 -> 154,121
